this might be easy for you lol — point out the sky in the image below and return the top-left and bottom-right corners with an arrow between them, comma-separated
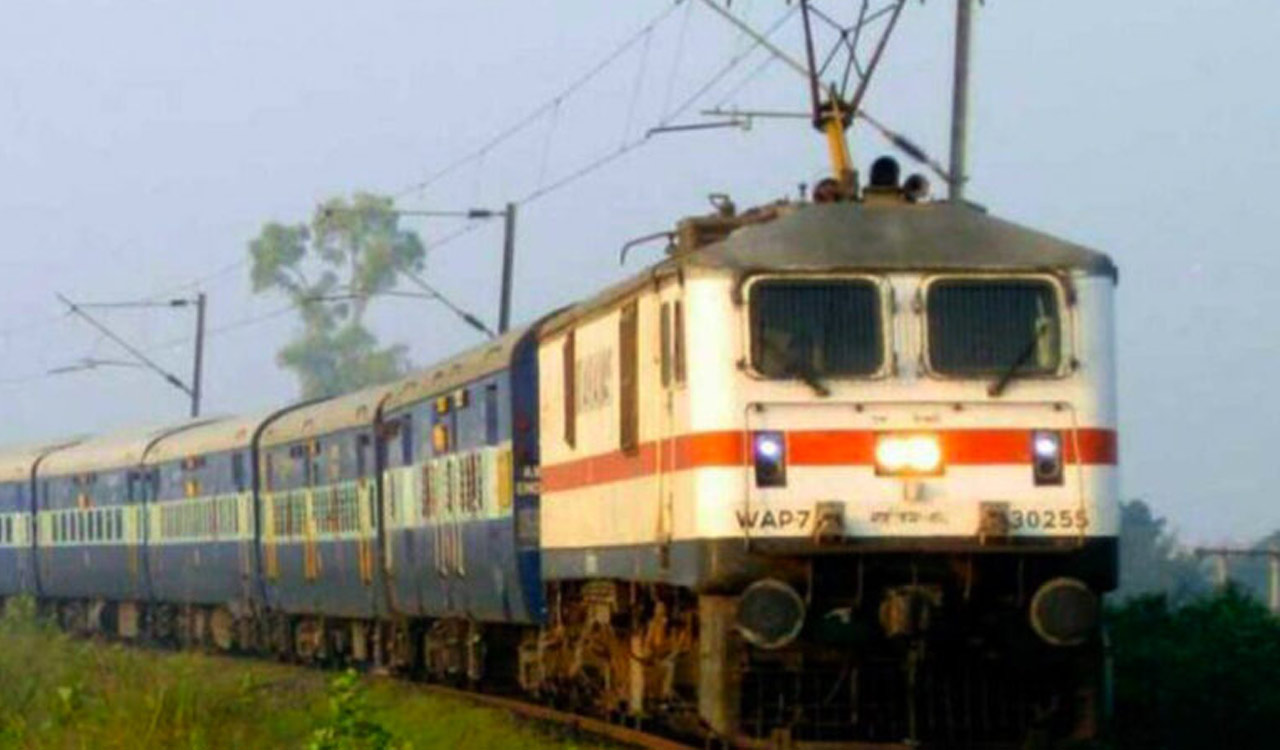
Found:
0,0 -> 1276,543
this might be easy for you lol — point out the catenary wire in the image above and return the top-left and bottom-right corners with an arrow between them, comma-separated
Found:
516,4 -> 798,210
4,2 -> 790,384
395,0 -> 685,200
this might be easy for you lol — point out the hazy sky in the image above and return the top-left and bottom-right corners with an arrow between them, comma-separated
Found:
1,1 -> 1276,543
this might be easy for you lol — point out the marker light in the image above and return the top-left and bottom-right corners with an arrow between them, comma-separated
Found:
753,431 -> 787,487
875,434 -> 943,476
1032,430 -> 1064,486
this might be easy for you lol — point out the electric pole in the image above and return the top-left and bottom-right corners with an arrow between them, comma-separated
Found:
498,202 -> 517,334
387,204 -> 518,335
55,293 -> 206,418
948,0 -> 974,203
190,292 -> 206,417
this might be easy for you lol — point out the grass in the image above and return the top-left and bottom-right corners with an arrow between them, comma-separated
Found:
0,599 -> 609,750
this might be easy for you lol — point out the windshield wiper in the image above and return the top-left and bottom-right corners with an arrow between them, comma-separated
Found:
787,357 -> 832,398
987,321 -> 1050,398
760,335 -> 831,397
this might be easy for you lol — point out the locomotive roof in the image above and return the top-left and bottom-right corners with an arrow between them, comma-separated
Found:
39,419 -> 217,477
382,329 -> 525,413
258,384 -> 391,448
686,202 -> 1116,277
0,438 -> 84,484
144,412 -> 273,465
540,201 -> 1115,335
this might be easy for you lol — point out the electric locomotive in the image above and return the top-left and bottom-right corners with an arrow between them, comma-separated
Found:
524,159 -> 1118,747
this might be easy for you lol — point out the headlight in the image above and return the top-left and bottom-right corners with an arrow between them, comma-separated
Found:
753,431 -> 787,487
875,434 -> 943,476
1032,429 -> 1064,485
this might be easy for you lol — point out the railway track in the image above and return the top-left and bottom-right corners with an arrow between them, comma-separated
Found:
409,683 -> 699,750
408,681 -> 917,750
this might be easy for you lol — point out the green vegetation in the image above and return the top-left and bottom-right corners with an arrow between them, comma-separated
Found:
248,192 -> 426,399
1108,588 -> 1280,750
1106,500 -> 1280,748
0,599 -> 606,750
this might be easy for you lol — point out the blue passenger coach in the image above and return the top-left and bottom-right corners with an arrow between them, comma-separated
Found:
378,331 -> 538,625
142,415 -> 264,646
34,424 -> 207,630
256,385 -> 393,626
0,441 -> 79,598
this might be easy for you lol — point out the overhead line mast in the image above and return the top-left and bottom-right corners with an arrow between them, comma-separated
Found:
949,0 -> 975,202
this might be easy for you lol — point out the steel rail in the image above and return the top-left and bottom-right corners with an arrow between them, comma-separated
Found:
404,682 -> 700,750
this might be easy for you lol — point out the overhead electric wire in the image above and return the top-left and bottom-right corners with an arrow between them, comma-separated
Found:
712,46 -> 781,109
395,0 -> 686,200
56,294 -> 193,396
622,25 -> 656,145
661,0 -> 696,115
161,258 -> 247,294
534,98 -> 562,190
3,1 -> 803,386
515,4 -> 799,211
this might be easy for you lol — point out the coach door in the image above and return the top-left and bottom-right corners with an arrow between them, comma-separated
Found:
128,469 -> 151,596
355,433 -> 376,586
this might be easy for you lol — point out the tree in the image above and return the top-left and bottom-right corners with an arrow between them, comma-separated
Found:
249,193 -> 425,398
1114,500 -> 1208,604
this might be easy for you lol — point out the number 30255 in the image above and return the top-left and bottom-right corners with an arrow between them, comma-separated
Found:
1009,508 -> 1089,530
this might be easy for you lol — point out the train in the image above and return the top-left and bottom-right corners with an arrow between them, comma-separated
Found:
0,159 -> 1118,749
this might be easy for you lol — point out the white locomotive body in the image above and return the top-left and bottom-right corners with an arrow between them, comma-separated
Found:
533,196 -> 1118,746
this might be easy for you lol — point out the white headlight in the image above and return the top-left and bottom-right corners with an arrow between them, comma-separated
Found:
1034,434 -> 1060,459
875,434 -> 943,475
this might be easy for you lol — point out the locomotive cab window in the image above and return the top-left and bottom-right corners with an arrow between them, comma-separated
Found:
749,278 -> 884,378
926,277 -> 1062,376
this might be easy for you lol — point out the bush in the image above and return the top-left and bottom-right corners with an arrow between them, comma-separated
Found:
1109,587 -> 1280,749
308,670 -> 401,750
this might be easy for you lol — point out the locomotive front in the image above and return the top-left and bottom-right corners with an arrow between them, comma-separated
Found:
534,177 -> 1117,746
679,194 -> 1118,745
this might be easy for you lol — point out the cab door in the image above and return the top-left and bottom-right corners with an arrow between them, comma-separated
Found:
653,291 -> 686,570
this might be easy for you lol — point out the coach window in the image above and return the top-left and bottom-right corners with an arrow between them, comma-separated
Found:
484,383 -> 500,445
750,278 -> 884,380
262,454 -> 274,492
327,441 -> 344,483
356,434 -> 372,478
401,415 -> 414,465
310,440 -> 326,486
231,452 -> 247,493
